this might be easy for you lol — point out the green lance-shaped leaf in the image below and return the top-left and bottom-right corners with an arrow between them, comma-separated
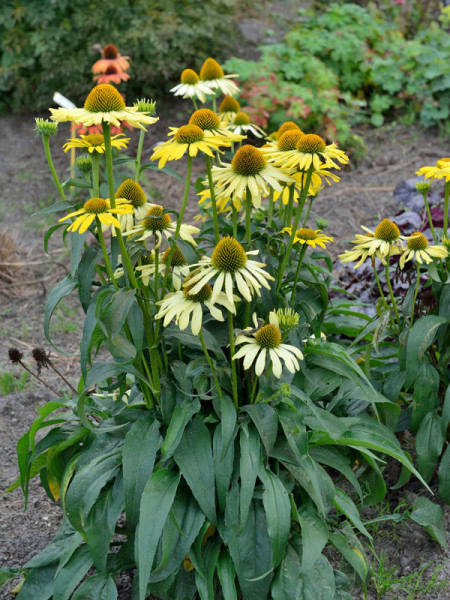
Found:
410,496 -> 447,548
214,424 -> 237,512
84,476 -> 124,571
309,446 -> 363,502
52,544 -> 93,600
242,403 -> 278,456
71,573 -> 118,600
78,244 -> 102,311
405,315 -> 447,389
161,397 -> 201,459
217,550 -> 238,600
294,501 -> 329,575
439,444 -> 450,504
150,488 -> 205,583
218,394 -> 237,460
271,543 -> 303,600
415,410 -> 444,482
302,554 -> 336,600
240,423 -> 261,527
333,487 -> 371,539
136,469 -> 180,600
16,564 -> 58,600
123,418 -> 161,529
173,416 -> 216,525
259,467 -> 291,568
222,488 -> 273,600
44,276 -> 77,354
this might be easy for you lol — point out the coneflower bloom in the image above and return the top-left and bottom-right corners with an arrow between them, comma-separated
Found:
199,58 -> 239,97
170,68 -> 215,103
218,95 -> 241,123
50,84 -> 157,130
185,236 -> 274,307
188,108 -> 243,142
399,232 -> 448,268
93,65 -> 130,85
63,133 -> 129,154
126,204 -> 199,249
339,219 -> 403,268
282,227 -> 334,249
151,124 -> 226,168
229,112 -> 266,138
114,179 -> 155,233
416,157 -> 450,182
59,197 -> 132,234
92,44 -> 130,74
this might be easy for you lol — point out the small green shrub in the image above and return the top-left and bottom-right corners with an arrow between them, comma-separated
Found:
0,0 -> 242,112
224,2 -> 450,142
0,371 -> 29,395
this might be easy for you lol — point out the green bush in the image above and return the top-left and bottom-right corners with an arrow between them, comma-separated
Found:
224,2 -> 450,142
0,0 -> 242,112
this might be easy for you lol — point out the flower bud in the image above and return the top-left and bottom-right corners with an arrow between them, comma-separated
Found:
134,98 -> 156,114
35,118 -> 58,136
415,180 -> 430,194
76,153 -> 92,173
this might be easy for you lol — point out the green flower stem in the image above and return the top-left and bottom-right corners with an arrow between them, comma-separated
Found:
444,181 -> 450,239
212,93 -> 217,113
291,245 -> 307,297
192,97 -> 199,111
411,262 -> 421,326
250,374 -> 258,404
135,129 -> 146,182
102,122 -> 159,399
285,184 -> 295,227
302,198 -> 314,227
199,329 -> 222,399
276,165 -> 314,292
384,262 -> 400,329
267,188 -> 274,228
372,265 -> 389,311
205,155 -> 220,243
159,154 -> 193,300
232,205 -> 238,239
42,135 -> 66,202
245,186 -> 252,246
228,311 -> 239,409
421,191 -> 437,243
154,248 -> 159,301
96,219 -> 118,291
91,153 -> 100,197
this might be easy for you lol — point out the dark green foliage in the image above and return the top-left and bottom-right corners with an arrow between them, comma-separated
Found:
0,0 -> 241,112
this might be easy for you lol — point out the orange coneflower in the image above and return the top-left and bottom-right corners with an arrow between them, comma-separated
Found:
92,44 -> 130,74
94,65 -> 130,85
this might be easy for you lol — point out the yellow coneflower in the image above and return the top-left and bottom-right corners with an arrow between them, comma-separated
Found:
399,232 -> 448,268
188,108 -> 243,142
233,315 -> 303,378
218,95 -> 241,123
135,246 -> 189,290
126,204 -> 199,249
170,68 -> 215,103
282,227 -> 334,249
63,133 -> 130,154
199,58 -> 239,97
185,236 -> 274,307
59,197 -> 132,234
228,112 -> 266,138
268,133 -> 349,171
211,145 -> 293,208
114,179 -> 155,233
50,84 -> 158,130
416,158 -> 450,182
339,219 -> 403,268
156,279 -> 238,335
150,124 -> 226,168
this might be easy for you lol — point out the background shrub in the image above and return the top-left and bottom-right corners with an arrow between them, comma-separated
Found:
0,0 -> 243,113
224,2 -> 450,142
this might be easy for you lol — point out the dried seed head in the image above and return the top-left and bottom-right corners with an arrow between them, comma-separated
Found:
8,348 -> 23,364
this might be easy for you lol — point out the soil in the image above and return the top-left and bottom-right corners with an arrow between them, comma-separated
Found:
1,4 -> 450,599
